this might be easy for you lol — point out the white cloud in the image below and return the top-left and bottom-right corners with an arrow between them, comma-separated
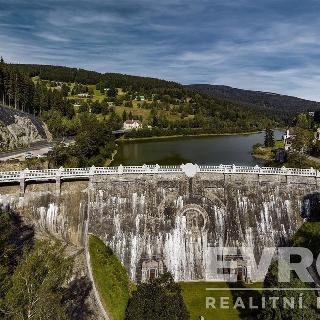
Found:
1,0 -> 320,101
36,32 -> 69,42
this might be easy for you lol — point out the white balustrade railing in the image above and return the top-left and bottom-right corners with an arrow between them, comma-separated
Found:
0,164 -> 319,184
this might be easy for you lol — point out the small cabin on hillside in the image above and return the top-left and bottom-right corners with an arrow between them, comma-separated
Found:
77,93 -> 89,98
123,119 -> 142,130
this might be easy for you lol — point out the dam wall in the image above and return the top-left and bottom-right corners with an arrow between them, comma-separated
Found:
0,180 -> 89,245
0,164 -> 319,282
88,171 -> 318,282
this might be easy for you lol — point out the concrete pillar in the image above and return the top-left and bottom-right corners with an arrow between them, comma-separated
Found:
55,166 -> 63,196
90,165 -> 96,176
315,177 -> 319,188
118,165 -> 124,174
286,174 -> 290,184
315,169 -> 320,187
56,177 -> 61,196
20,178 -> 26,197
19,168 -> 29,197
180,163 -> 199,178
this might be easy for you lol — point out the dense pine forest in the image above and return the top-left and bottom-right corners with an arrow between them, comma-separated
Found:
0,59 -> 73,117
187,84 -> 320,122
12,63 -> 184,95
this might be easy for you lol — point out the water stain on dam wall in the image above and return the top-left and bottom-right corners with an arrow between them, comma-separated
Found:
0,181 -> 89,245
88,173 -> 318,282
0,172 -> 318,282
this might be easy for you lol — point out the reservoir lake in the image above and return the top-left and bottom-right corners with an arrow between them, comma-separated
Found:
112,130 -> 284,166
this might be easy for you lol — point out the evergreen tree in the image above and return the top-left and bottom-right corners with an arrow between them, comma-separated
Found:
0,208 -> 33,310
296,113 -> 311,129
122,110 -> 127,121
264,127 -> 274,147
314,111 -> 320,124
258,260 -> 319,319
107,86 -> 117,97
125,272 -> 189,320
99,80 -> 106,94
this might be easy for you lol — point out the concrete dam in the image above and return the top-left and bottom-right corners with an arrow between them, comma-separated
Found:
0,164 -> 318,282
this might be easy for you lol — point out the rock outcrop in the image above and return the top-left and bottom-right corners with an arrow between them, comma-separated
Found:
0,105 -> 51,150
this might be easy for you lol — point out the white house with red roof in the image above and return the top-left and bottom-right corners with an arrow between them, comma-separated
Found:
123,119 -> 142,130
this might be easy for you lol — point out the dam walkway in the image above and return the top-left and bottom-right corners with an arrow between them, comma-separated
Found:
0,163 -> 319,197
1,163 -> 319,184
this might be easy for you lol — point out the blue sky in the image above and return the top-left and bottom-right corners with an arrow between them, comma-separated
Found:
1,0 -> 320,100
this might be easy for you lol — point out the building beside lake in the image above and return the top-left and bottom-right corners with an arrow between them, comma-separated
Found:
123,119 -> 142,130
283,128 -> 295,151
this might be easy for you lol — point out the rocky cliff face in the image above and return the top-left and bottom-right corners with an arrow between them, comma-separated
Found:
0,106 -> 51,150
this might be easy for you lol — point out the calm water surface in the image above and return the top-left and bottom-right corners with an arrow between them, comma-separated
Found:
112,130 -> 284,166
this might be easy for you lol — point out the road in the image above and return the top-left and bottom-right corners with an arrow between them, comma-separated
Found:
0,138 -> 75,162
0,140 -> 54,161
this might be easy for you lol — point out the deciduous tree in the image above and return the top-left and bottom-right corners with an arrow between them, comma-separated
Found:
2,241 -> 73,320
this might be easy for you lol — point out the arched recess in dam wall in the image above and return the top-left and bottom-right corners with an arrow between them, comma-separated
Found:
88,172 -> 320,282
0,172 -> 319,282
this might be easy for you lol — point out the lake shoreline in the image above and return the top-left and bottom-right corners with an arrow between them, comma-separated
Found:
105,148 -> 118,166
117,130 -> 266,144
112,130 -> 285,166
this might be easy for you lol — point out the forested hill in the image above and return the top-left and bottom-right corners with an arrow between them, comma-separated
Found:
13,64 -> 319,123
2,61 -> 277,166
186,84 -> 320,122
12,64 -> 183,94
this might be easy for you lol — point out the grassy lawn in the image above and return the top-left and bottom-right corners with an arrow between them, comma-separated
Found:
252,139 -> 284,161
180,282 -> 263,320
274,139 -> 284,148
89,234 -> 131,320
68,85 -> 107,103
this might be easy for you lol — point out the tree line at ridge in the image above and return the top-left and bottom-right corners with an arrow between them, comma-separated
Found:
11,63 -> 184,95
13,63 -> 320,124
187,84 -> 320,123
